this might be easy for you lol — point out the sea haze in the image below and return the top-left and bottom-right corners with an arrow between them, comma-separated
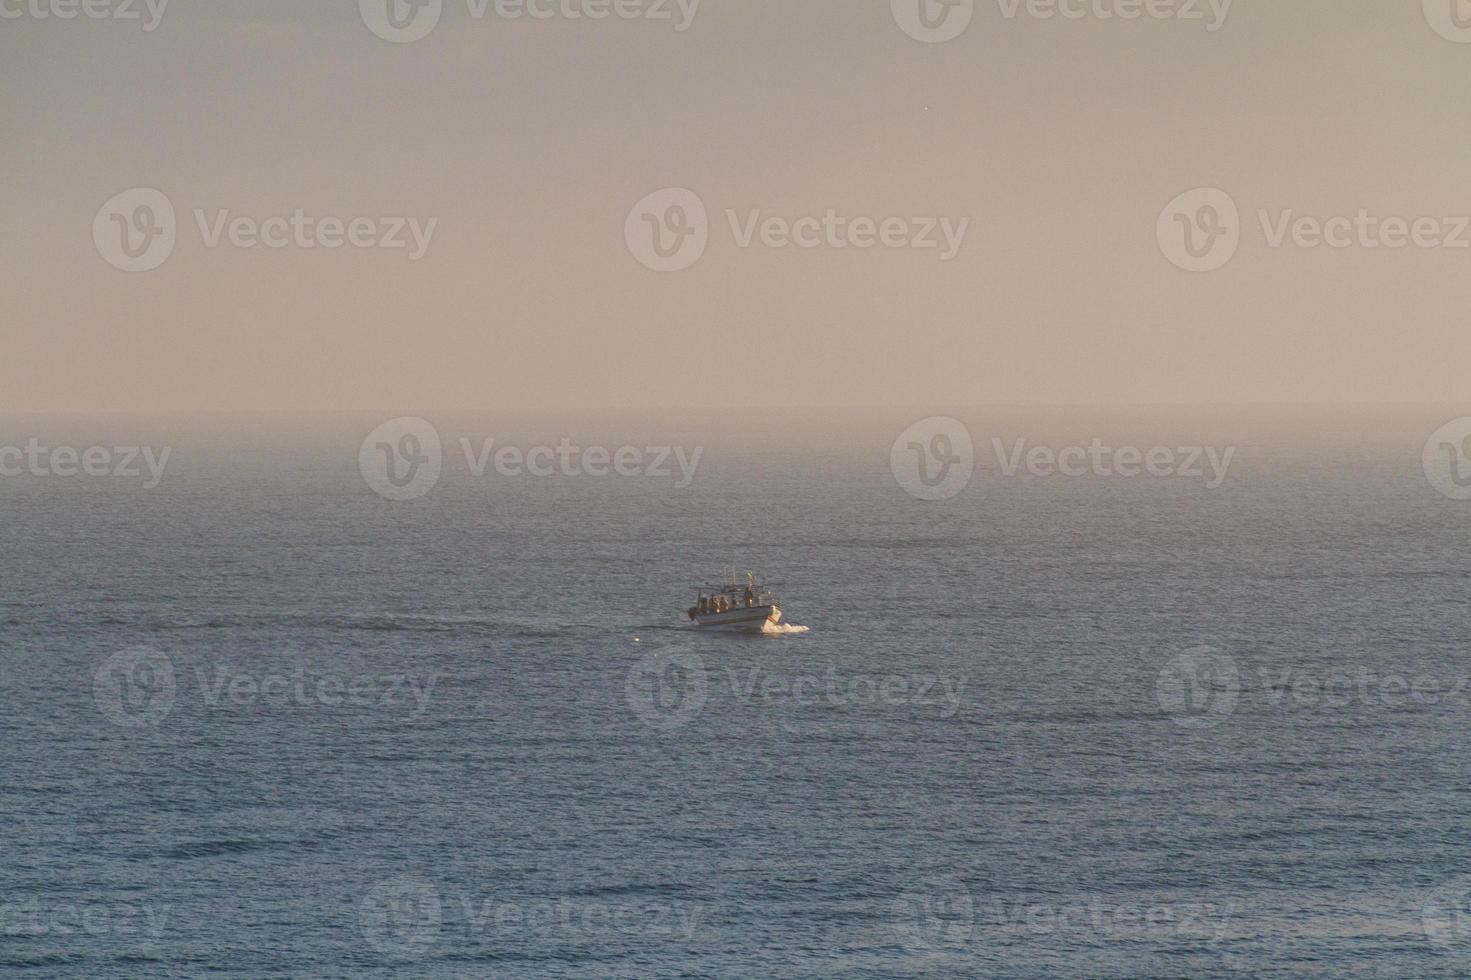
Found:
2,407 -> 1470,978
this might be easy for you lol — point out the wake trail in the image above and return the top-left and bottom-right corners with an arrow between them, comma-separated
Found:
762,623 -> 811,635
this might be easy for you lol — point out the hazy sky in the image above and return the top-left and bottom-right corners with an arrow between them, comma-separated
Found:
5,0 -> 1471,413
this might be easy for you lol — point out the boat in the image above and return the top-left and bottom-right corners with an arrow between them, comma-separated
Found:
686,571 -> 783,632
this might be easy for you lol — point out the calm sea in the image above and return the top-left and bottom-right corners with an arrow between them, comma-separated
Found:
3,408 -> 1471,978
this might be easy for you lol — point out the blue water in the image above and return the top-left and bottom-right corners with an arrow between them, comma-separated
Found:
4,412 -> 1471,977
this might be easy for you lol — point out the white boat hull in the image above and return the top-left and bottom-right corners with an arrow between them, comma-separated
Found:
692,604 -> 782,632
